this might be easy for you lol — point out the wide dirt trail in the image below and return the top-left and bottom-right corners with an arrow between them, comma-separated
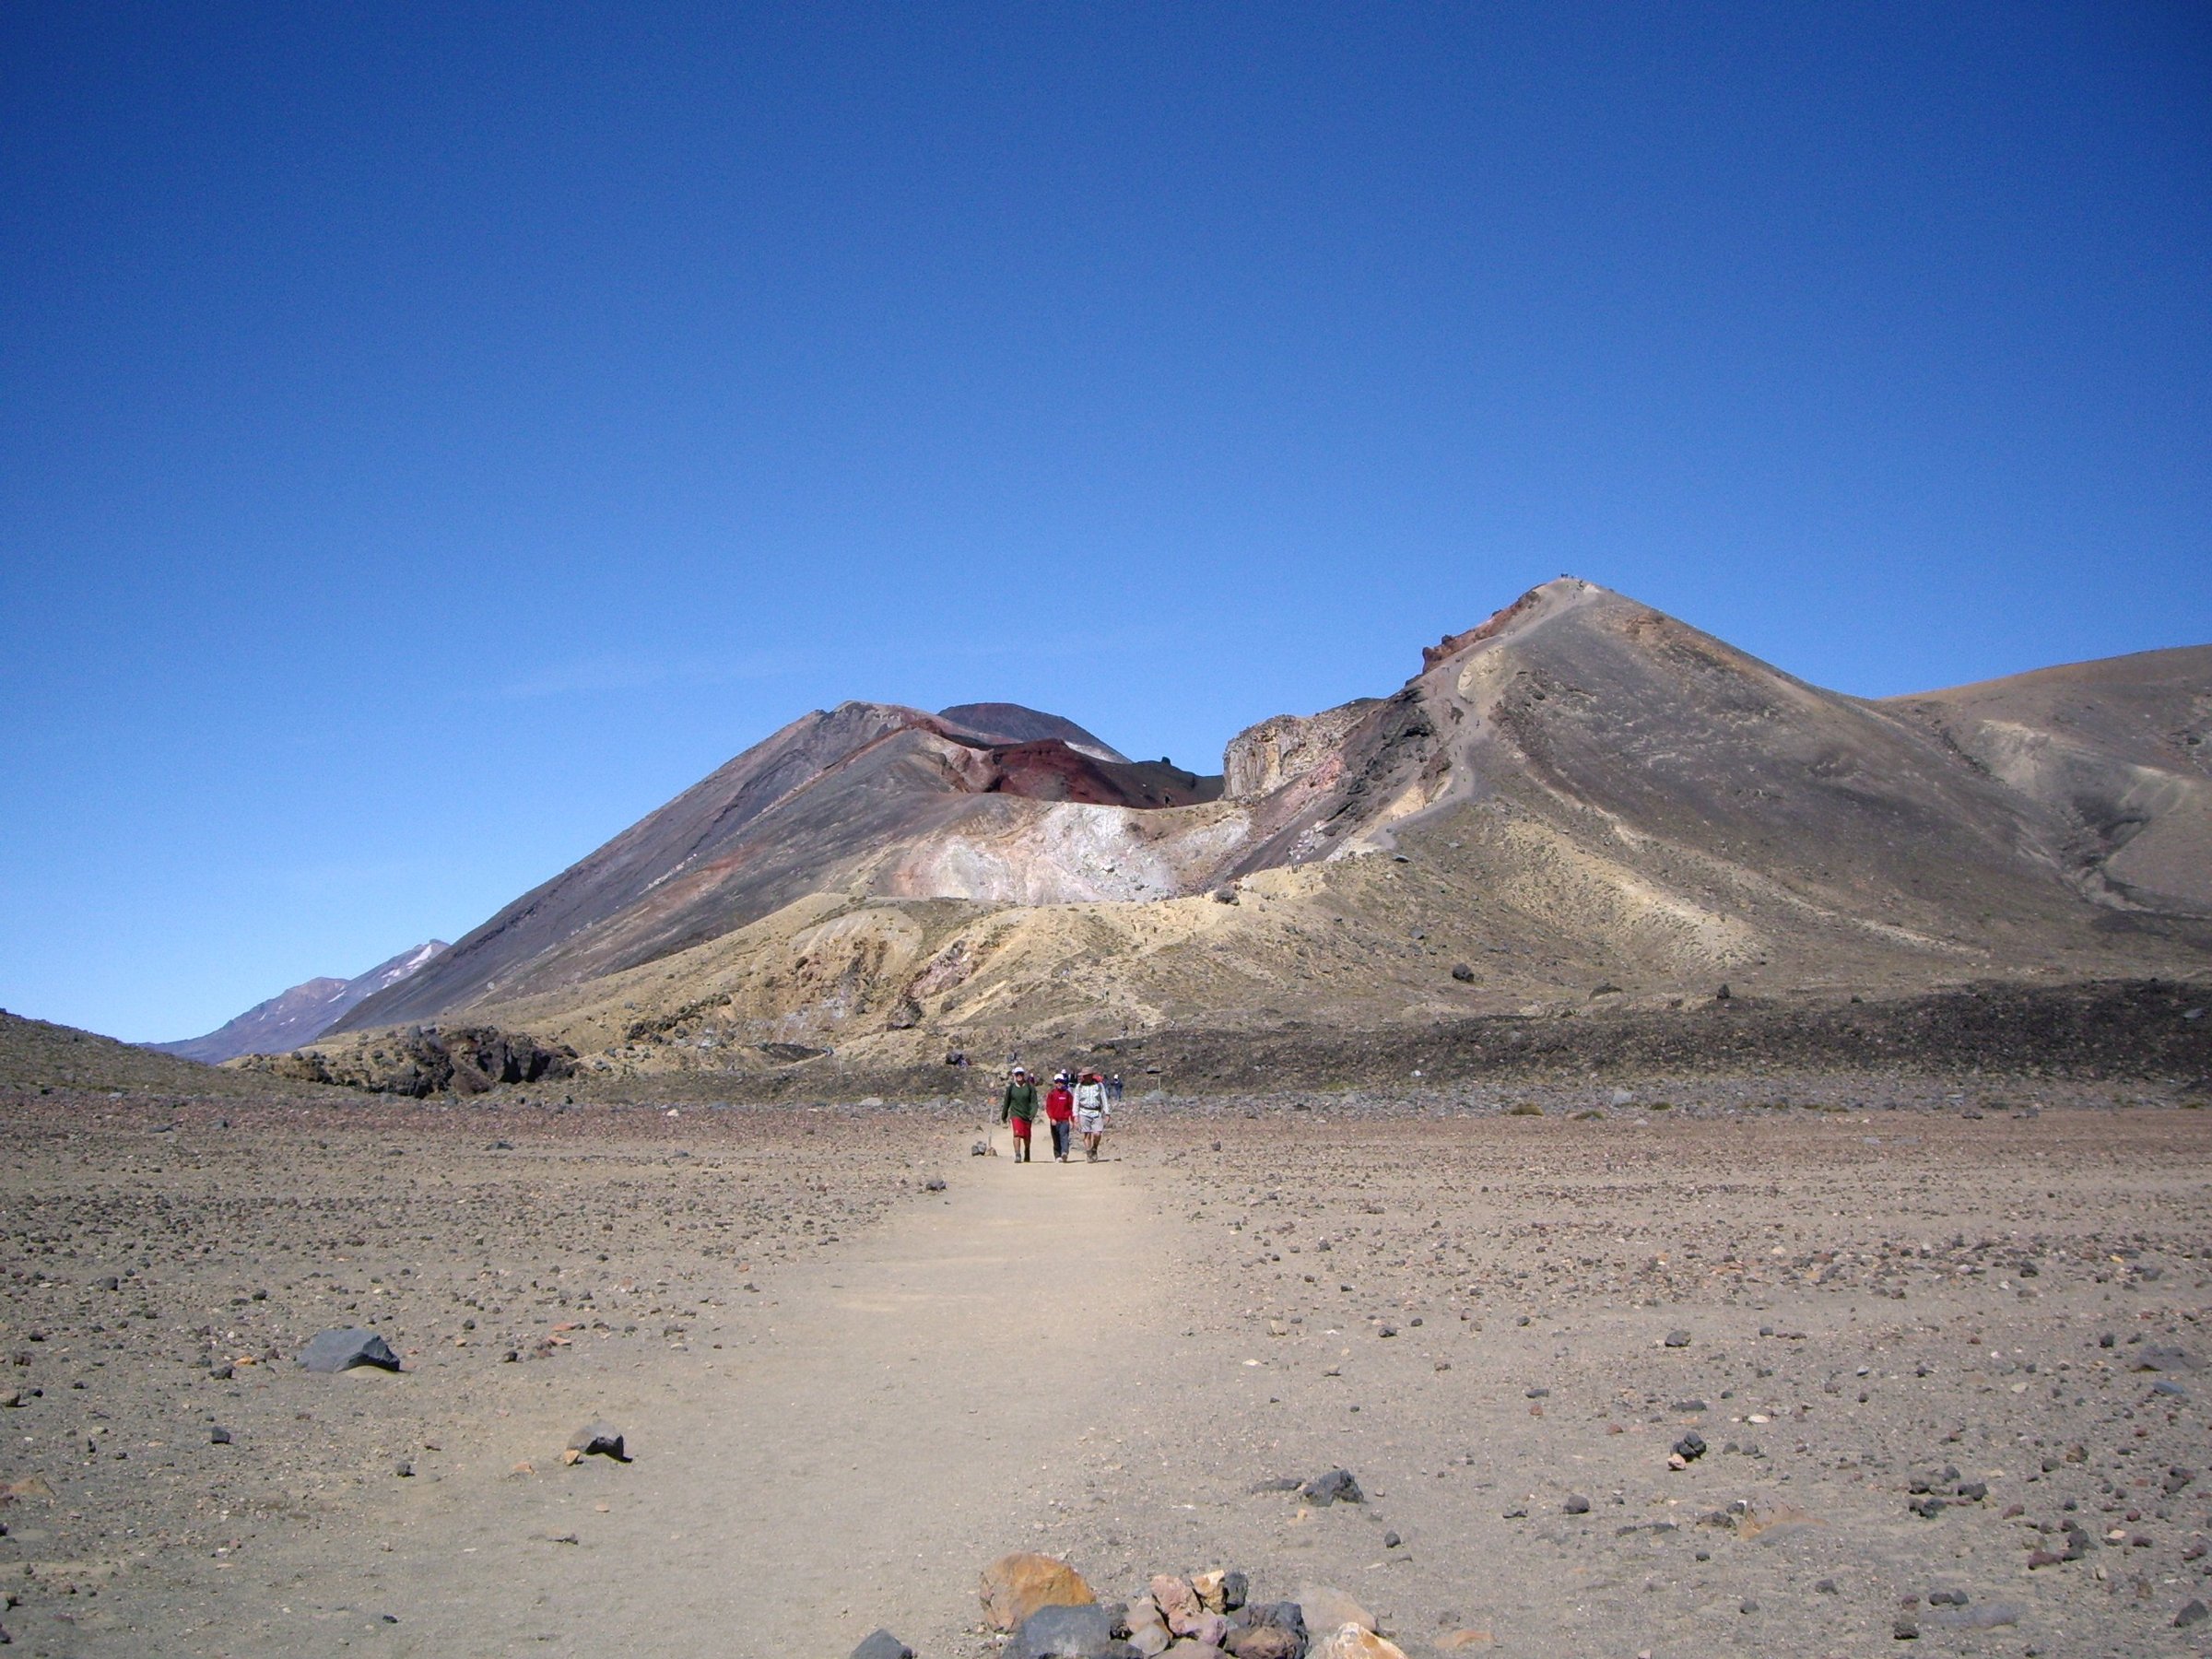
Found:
355,1136 -> 1165,1658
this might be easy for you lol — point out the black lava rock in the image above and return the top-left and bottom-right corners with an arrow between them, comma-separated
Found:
1007,1603 -> 1126,1659
298,1329 -> 401,1374
566,1421 -> 629,1461
1301,1467 -> 1365,1506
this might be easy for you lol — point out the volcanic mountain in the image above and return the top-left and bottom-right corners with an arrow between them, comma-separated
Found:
311,580 -> 2209,1086
151,940 -> 448,1064
341,704 -> 1221,1030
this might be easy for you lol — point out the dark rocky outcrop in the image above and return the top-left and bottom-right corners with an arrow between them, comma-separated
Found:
240,1025 -> 576,1097
1125,978 -> 2212,1094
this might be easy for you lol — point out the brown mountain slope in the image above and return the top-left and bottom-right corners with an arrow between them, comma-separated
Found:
1884,645 -> 2212,912
308,580 -> 2210,1088
1213,577 -> 2154,941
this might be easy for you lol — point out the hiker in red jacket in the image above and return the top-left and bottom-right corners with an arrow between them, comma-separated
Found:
1043,1072 -> 1076,1162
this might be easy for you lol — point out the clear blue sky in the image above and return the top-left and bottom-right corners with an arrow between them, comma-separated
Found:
4,4 -> 2207,1042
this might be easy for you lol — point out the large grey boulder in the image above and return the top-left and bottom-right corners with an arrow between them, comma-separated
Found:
298,1328 -> 400,1373
1010,1602 -> 1135,1659
851,1631 -> 915,1659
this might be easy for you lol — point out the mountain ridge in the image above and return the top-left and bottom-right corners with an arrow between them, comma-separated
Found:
150,940 -> 448,1064
300,580 -> 2208,1086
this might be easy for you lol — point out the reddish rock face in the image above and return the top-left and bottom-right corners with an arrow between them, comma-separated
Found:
980,739 -> 1222,808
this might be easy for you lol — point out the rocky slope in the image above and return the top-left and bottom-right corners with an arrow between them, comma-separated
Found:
312,581 -> 2208,1088
1884,645 -> 2212,913
148,940 -> 448,1064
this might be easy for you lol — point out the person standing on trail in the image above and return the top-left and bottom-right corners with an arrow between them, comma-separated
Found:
1043,1071 -> 1076,1161
1000,1066 -> 1040,1161
1074,1070 -> 1112,1161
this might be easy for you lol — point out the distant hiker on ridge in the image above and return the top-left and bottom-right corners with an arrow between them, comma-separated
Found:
1000,1066 -> 1039,1162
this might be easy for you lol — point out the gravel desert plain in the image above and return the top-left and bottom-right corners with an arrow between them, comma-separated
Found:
5,990 -> 2212,1659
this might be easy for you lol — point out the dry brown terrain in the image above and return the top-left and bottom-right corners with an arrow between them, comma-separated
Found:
6,1065 -> 2212,1657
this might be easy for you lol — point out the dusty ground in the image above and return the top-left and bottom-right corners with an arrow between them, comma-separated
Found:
3,1076 -> 2211,1657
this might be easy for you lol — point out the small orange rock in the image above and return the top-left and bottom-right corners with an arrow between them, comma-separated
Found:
1438,1633 -> 1495,1653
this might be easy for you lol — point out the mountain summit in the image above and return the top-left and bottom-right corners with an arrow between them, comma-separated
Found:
305,580 -> 2206,1084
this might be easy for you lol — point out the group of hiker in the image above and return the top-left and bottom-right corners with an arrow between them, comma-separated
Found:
997,1065 -> 1121,1162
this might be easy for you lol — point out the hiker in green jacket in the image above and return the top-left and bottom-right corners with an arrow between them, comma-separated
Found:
1000,1066 -> 1040,1161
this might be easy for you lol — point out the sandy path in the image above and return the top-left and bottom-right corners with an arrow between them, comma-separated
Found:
335,1134 -> 1162,1658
